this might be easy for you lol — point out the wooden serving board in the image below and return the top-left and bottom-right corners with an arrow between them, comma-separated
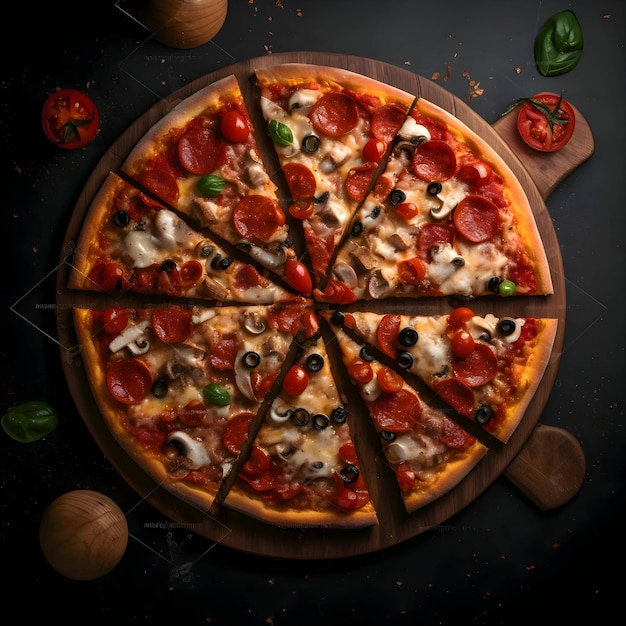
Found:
56,52 -> 591,559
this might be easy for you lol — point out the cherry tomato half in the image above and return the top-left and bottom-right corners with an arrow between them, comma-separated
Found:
42,88 -> 99,149
284,259 -> 313,296
516,92 -> 575,152
282,365 -> 309,397
220,110 -> 249,142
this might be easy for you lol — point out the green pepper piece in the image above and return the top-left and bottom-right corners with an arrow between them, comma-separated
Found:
534,10 -> 583,77
268,119 -> 293,146
196,174 -> 226,197
1,401 -> 58,443
203,383 -> 231,406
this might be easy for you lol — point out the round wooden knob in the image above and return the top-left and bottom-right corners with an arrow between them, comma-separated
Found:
136,0 -> 228,49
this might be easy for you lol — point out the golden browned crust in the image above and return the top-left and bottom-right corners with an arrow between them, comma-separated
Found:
255,62 -> 416,108
67,172 -> 124,291
490,318 -> 559,443
415,98 -> 554,296
402,440 -> 488,513
226,486 -> 378,529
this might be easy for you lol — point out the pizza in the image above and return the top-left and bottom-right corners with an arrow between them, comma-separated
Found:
66,62 -> 559,531
67,172 -> 295,303
321,308 -> 558,443
256,64 -> 415,284
327,322 -> 488,513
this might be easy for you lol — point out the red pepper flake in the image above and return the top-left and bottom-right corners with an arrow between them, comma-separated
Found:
276,0 -> 284,7
526,564 -> 535,571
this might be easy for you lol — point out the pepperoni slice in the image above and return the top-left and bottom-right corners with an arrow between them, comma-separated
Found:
453,195 -> 500,242
232,264 -> 265,292
370,388 -> 421,432
412,140 -> 457,182
377,314 -> 401,359
178,123 -> 225,175
106,359 -> 152,405
433,378 -> 475,418
452,343 -> 498,387
267,299 -> 308,336
179,260 -> 203,287
418,223 -> 456,257
371,104 -> 407,142
233,195 -> 285,242
440,417 -> 473,449
309,92 -> 359,137
223,411 -> 256,454
136,168 -> 179,206
209,331 -> 238,370
345,162 -> 377,202
151,307 -> 193,344
282,163 -> 316,200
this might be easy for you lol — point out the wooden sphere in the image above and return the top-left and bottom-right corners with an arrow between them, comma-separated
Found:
39,490 -> 128,580
136,0 -> 229,49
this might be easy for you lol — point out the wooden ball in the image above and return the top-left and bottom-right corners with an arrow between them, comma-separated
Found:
39,490 -> 128,580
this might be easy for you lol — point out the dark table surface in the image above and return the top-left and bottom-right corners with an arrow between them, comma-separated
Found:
2,1 -> 624,623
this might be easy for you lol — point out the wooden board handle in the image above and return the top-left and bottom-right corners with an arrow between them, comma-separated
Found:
503,425 -> 586,510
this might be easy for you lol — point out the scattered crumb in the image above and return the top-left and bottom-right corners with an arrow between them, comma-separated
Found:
514,66 -> 522,74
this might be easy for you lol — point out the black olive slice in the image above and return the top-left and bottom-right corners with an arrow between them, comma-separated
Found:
290,408 -> 310,427
380,430 -> 396,442
427,182 -> 443,195
302,134 -> 321,153
497,319 -> 517,336
475,405 -> 493,425
305,353 -> 324,372
331,407 -> 347,424
329,310 -> 344,326
160,260 -> 176,274
351,221 -> 364,236
359,346 -> 374,362
488,276 -> 501,292
389,189 -> 406,206
152,379 -> 168,398
218,256 -> 233,270
312,414 -> 330,430
314,191 -> 330,204
339,464 -> 359,484
397,351 -> 414,369
242,351 -> 261,368
369,206 -> 381,219
398,327 -> 418,347
113,210 -> 130,227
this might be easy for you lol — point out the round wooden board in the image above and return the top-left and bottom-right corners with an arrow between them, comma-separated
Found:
56,52 -> 571,560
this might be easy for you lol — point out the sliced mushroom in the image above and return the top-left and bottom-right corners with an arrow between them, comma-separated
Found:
350,246 -> 378,271
267,405 -> 292,426
165,344 -> 206,379
332,262 -> 358,289
398,117 -> 432,143
367,270 -> 392,299
241,310 -> 268,335
244,242 -> 286,269
108,320 -> 151,354
197,275 -> 228,301
166,431 -> 211,470
387,231 -> 414,251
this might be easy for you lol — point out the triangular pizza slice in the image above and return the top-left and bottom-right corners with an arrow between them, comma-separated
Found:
68,172 -> 296,303
119,75 -> 296,278
323,316 -> 487,513
72,300 -> 310,512
255,63 -> 415,284
325,307 -> 558,443
225,320 -> 377,528
317,97 -> 554,303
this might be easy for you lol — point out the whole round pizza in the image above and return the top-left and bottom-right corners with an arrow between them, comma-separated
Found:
58,56 -> 566,558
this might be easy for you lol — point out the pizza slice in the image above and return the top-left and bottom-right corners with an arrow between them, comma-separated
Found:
72,300 -> 311,512
225,322 -> 377,528
67,172 -> 296,303
255,63 -> 415,284
324,318 -> 487,513
119,75 -> 296,278
317,97 -> 554,303
324,307 -> 558,443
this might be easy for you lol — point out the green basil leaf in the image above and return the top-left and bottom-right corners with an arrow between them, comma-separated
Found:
203,383 -> 231,406
196,174 -> 226,197
1,401 -> 58,443
268,119 -> 293,146
534,10 -> 584,77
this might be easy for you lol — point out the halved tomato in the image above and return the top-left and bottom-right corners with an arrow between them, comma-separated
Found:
516,92 -> 575,152
42,88 -> 99,149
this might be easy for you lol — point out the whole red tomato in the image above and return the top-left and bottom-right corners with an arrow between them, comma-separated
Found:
515,92 -> 575,152
42,88 -> 100,149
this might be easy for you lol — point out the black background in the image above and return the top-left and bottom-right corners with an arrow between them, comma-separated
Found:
1,1 -> 624,623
